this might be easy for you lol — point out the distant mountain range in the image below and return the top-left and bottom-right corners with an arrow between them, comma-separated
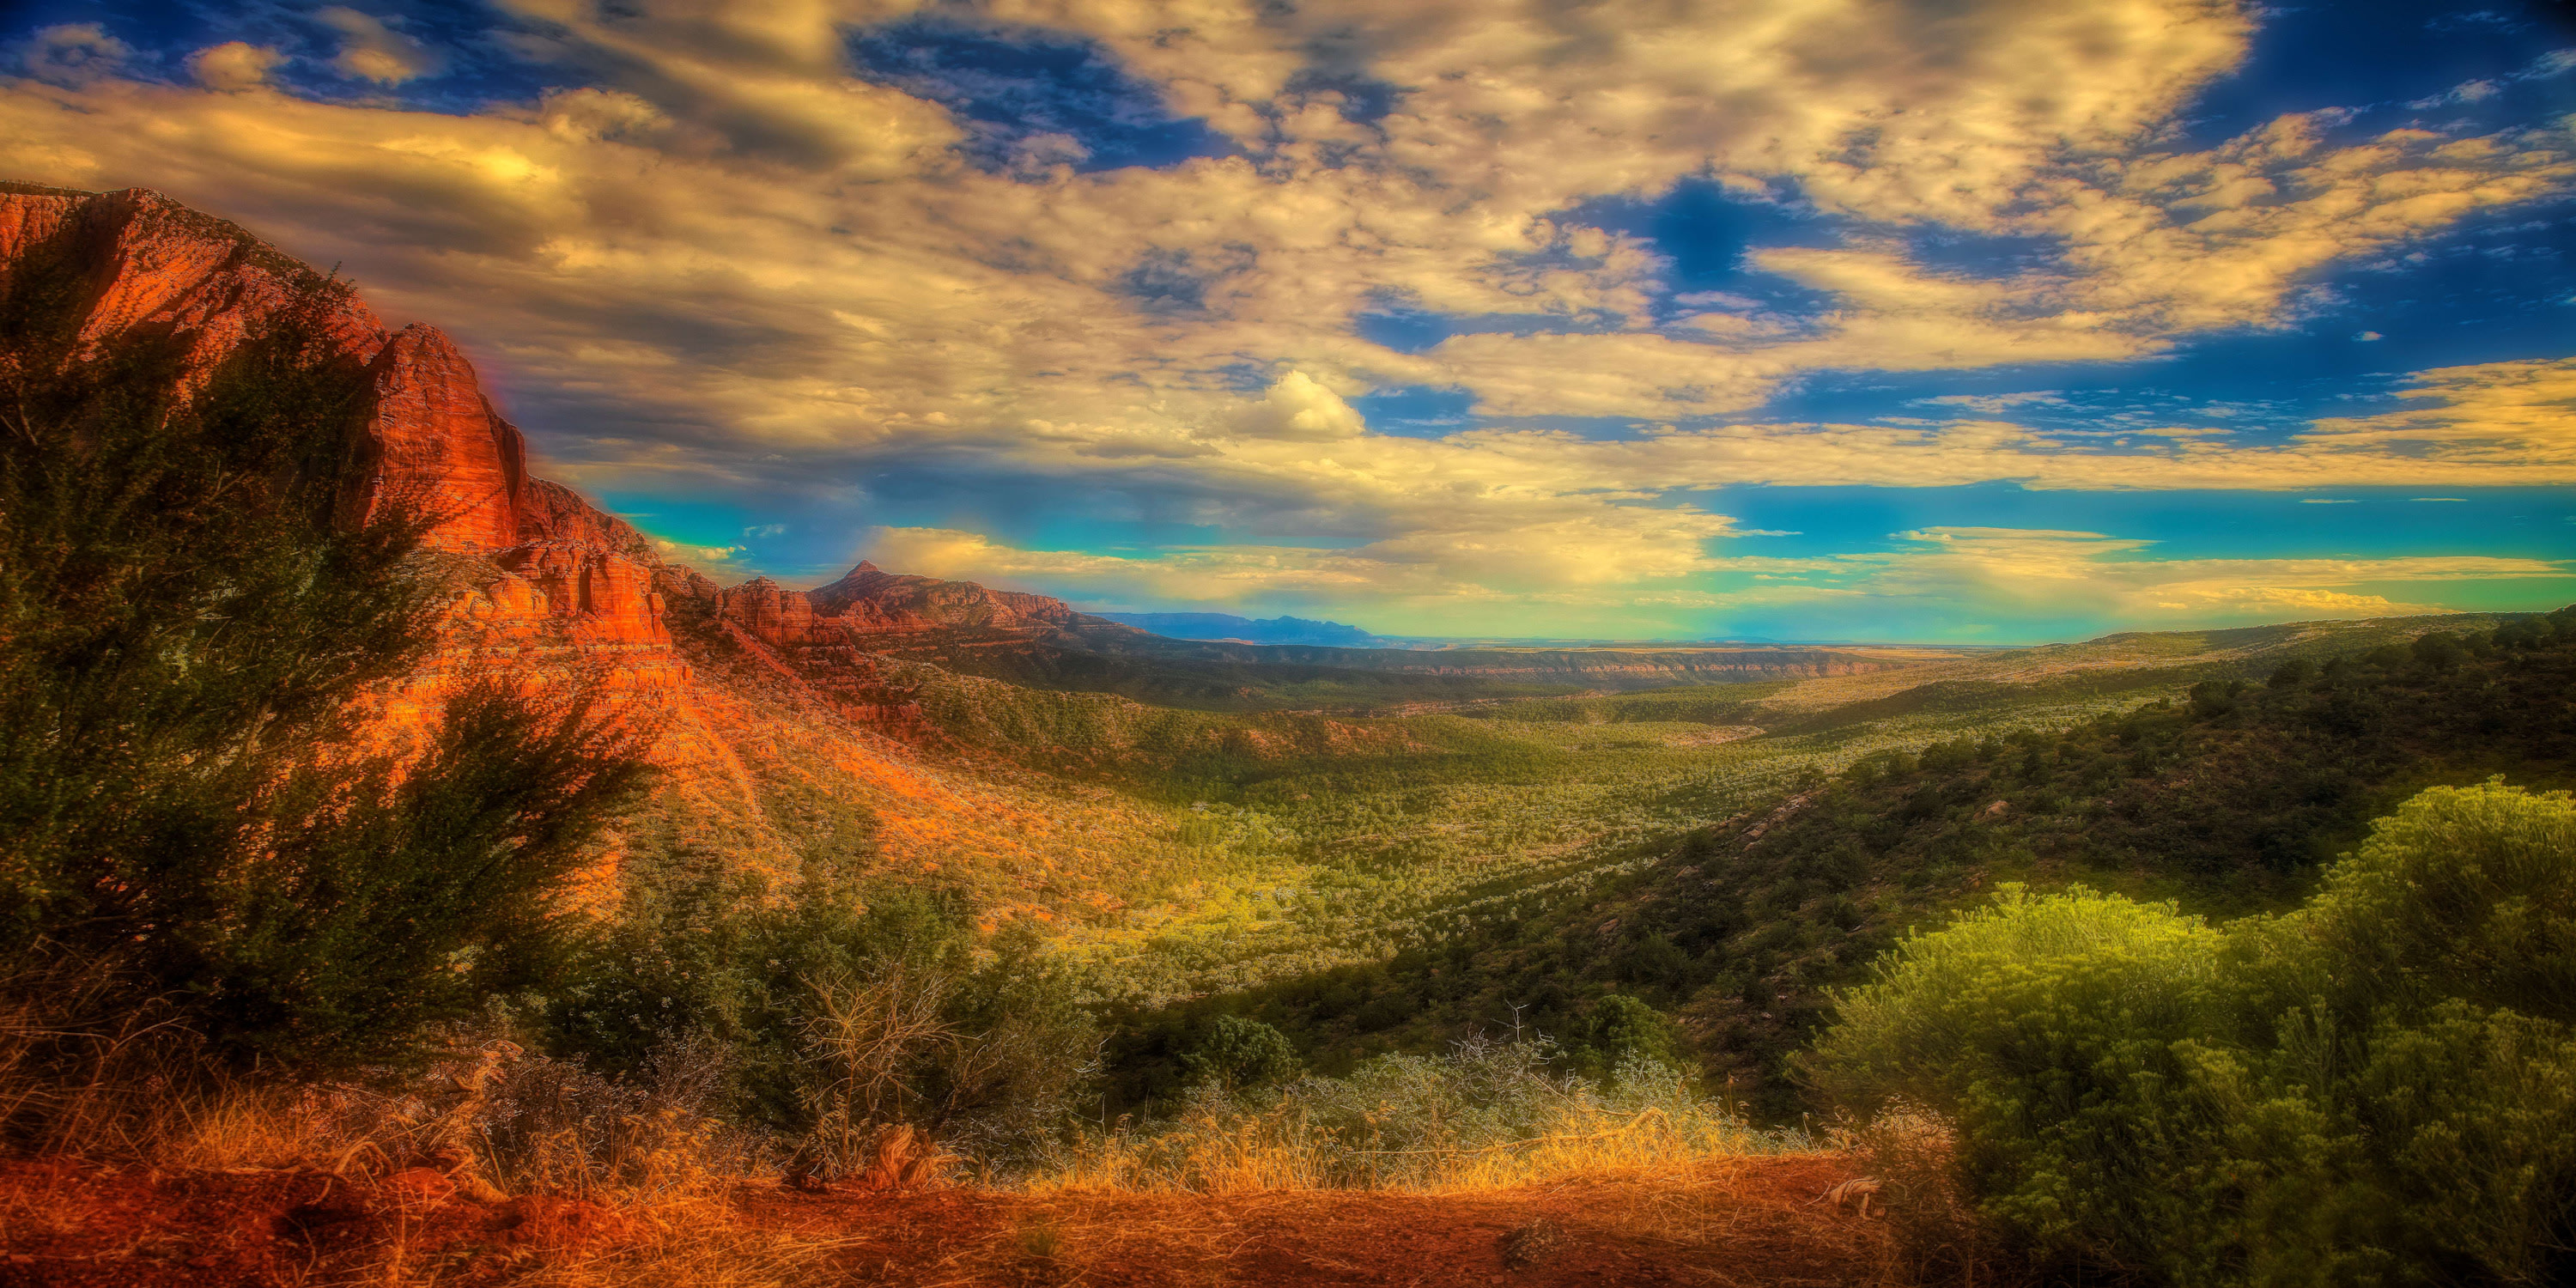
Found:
1096,612 -> 1385,647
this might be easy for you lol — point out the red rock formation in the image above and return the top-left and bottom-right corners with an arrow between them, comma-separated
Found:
717,577 -> 823,649
355,324 -> 527,551
0,181 -> 387,379
0,180 -> 1381,914
809,560 -> 1090,633
0,180 -> 684,719
522,479 -> 658,558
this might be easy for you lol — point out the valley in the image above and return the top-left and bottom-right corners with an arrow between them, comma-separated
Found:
4,176 -> 2573,1288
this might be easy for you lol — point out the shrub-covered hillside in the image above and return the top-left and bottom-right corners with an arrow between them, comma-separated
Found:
1807,780 -> 2576,1286
1122,611 -> 2576,1117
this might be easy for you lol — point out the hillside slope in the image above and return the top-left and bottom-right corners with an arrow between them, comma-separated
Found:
1114,613 -> 2576,1115
0,181 -> 1221,916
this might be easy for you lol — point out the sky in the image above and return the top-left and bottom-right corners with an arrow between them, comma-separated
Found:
5,1 -> 2576,643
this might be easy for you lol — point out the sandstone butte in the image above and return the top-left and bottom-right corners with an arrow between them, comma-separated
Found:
0,181 -> 1177,912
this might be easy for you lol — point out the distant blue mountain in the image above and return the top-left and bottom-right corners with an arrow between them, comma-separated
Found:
1097,612 -> 1385,647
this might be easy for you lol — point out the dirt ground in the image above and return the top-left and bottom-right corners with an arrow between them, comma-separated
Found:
0,1154 -> 1899,1287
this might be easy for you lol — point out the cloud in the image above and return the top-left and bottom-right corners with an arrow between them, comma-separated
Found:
1816,527 -> 2560,629
317,8 -> 446,85
9,0 -> 2558,448
1232,371 -> 1365,440
654,538 -> 747,562
866,522 -> 2566,638
2300,356 -> 2576,467
2,0 -> 2569,635
1920,392 -> 2069,413
11,24 -> 129,88
866,494 -> 1738,608
188,42 -> 285,93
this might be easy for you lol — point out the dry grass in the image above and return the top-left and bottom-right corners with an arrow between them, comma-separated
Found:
1,977 -> 1899,1285
1029,1099 -> 1789,1195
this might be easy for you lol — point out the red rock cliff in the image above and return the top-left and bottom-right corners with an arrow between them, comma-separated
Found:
0,180 -> 682,702
355,324 -> 527,552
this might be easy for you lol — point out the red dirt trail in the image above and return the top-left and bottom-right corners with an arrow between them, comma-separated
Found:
0,1154 -> 1898,1286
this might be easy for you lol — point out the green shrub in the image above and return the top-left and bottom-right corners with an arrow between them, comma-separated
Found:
549,878 -> 1101,1170
1807,782 -> 2576,1285
1182,1015 -> 1303,1094
1566,993 -> 1684,1083
0,270 -> 648,1072
2235,779 -> 2576,1028
1804,887 -> 2229,1270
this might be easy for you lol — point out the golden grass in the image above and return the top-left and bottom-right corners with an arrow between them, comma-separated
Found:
1021,1099 -> 1792,1197
1,980 -> 1886,1285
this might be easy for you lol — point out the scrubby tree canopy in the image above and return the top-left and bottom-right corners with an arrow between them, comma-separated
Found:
0,258 -> 648,1069
1806,781 -> 2576,1286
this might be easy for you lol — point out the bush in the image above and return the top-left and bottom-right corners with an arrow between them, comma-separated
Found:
0,273 -> 649,1074
2236,778 -> 2576,1027
1566,993 -> 1685,1082
1182,1016 -> 1303,1095
550,879 -> 1101,1175
1806,782 -> 2576,1285
1803,887 -> 2228,1272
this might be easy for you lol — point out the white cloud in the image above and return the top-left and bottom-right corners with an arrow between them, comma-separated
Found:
187,42 -> 284,93
1232,371 -> 1365,441
863,522 -> 2566,637
654,538 -> 747,562
1,0 -> 2567,633
317,8 -> 446,85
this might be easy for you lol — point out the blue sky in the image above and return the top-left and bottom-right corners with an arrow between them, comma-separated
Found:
5,0 -> 2574,641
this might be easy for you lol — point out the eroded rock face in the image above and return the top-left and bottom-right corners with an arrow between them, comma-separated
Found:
713,558 -> 1107,653
0,183 -> 390,374
0,181 -> 683,709
357,324 -> 527,552
717,577 -> 822,650
0,180 -> 1332,914
521,480 -> 658,559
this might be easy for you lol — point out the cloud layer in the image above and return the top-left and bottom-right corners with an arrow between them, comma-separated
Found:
3,0 -> 2569,636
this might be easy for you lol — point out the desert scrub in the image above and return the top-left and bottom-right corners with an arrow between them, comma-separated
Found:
1031,1030 -> 1794,1193
1806,781 -> 2576,1286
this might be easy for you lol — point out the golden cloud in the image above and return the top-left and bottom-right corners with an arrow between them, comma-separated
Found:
0,0 -> 2567,634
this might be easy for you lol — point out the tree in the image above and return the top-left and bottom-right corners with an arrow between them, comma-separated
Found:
1572,993 -> 1683,1082
0,249 -> 649,1070
1183,1015 -> 1303,1095
1805,784 -> 2576,1285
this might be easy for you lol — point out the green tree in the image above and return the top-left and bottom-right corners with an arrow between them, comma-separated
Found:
1183,1015 -> 1303,1095
1806,783 -> 2576,1285
1569,993 -> 1684,1083
0,248 -> 648,1070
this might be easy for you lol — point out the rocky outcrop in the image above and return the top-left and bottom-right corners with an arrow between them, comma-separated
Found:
0,181 -> 387,378
521,479 -> 659,560
354,324 -> 527,551
807,560 -> 1096,634
717,577 -> 823,650
0,181 -> 682,711
704,558 -> 1122,655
